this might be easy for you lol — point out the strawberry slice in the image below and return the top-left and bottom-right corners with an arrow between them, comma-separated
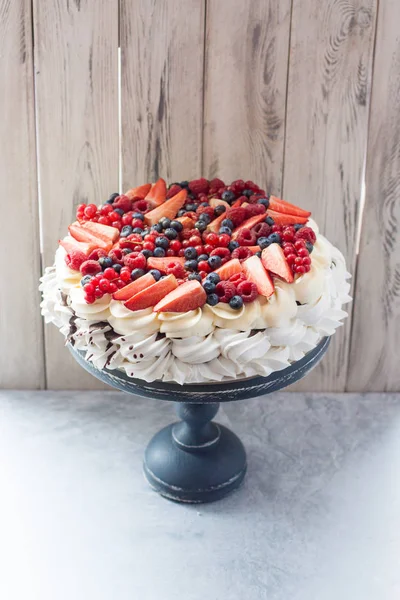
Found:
153,280 -> 206,312
144,189 -> 187,226
209,198 -> 230,210
207,211 -> 226,233
147,256 -> 186,273
248,245 -> 261,254
266,210 -> 308,226
176,216 -> 195,230
145,178 -> 167,207
243,255 -> 274,297
124,274 -> 178,311
268,195 -> 311,218
59,238 -> 97,256
261,243 -> 294,283
125,183 -> 151,200
215,258 -> 243,280
82,221 -> 120,243
231,214 -> 266,240
112,272 -> 156,301
68,223 -> 112,251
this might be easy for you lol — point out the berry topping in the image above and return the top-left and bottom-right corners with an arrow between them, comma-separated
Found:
231,246 -> 253,262
295,226 -> 316,244
80,260 -> 102,276
215,280 -> 236,303
229,295 -> 244,310
236,228 -> 257,246
206,293 -> 219,306
65,248 -> 87,271
226,207 -> 247,227
236,280 -> 258,303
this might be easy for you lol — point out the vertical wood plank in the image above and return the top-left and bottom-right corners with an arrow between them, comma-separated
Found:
347,0 -> 400,392
0,0 -> 44,389
283,0 -> 377,392
34,0 -> 119,389
121,0 -> 205,187
203,0 -> 292,194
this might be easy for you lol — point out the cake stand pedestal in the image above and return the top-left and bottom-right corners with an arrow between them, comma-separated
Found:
69,337 -> 330,503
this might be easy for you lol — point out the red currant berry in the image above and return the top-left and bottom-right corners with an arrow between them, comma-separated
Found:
166,248 -> 175,257
109,211 -> 121,222
297,247 -> 308,258
182,240 -> 190,248
84,204 -> 97,218
204,243 -> 214,254
295,265 -> 306,274
286,253 -> 297,265
131,218 -> 144,229
198,260 -> 211,273
271,224 -> 283,233
144,233 -> 156,243
120,270 -> 132,282
282,227 -> 295,242
178,248 -> 185,257
84,293 -> 95,304
189,235 -> 202,246
103,267 -> 117,280
133,245 -> 142,252
206,233 -> 219,246
98,278 -> 111,292
122,212 -> 134,226
143,241 -> 155,251
94,288 -> 104,299
294,240 -> 306,250
169,240 -> 182,253
194,245 -> 204,256
218,234 -> 231,247
83,283 -> 95,294
77,203 -> 86,213
100,204 -> 113,215
108,282 -> 118,293
302,256 -> 311,266
115,279 -> 126,289
98,216 -> 110,225
112,221 -> 122,230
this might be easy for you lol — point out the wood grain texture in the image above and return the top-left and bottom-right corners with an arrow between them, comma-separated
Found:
121,0 -> 205,187
34,0 -> 119,389
0,0 -> 44,388
347,0 -> 400,392
203,0 -> 291,194
283,0 -> 377,392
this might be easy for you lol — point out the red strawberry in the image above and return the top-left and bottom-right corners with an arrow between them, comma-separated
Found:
68,223 -> 112,251
82,221 -> 120,243
261,243 -> 294,283
242,255 -> 274,297
268,195 -> 311,218
153,280 -> 206,312
64,248 -> 87,271
145,178 -> 167,207
215,258 -> 243,280
112,272 -> 156,301
176,216 -> 195,230
147,256 -> 186,273
248,245 -> 261,254
125,183 -> 151,200
232,214 -> 266,240
144,189 -> 187,226
266,210 -> 308,226
206,212 -> 227,233
124,274 -> 178,311
59,238 -> 97,256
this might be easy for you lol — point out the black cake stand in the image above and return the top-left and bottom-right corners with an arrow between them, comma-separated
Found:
69,337 -> 330,503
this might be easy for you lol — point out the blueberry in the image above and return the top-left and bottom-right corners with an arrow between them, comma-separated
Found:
203,280 -> 216,293
184,247 -> 198,260
155,237 -> 169,249
149,269 -> 162,281
206,272 -> 220,284
256,251 -> 262,258
257,197 -> 270,208
185,203 -> 197,212
214,204 -> 226,216
112,264 -> 122,273
141,249 -> 153,259
221,190 -> 236,203
170,220 -> 183,232
179,180 -> 189,188
219,226 -> 232,235
159,217 -> 171,229
208,255 -> 222,269
229,295 -> 244,310
131,268 -> 146,280
206,293 -> 219,306
120,225 -> 133,237
99,256 -> 113,269
188,272 -> 202,283
228,240 -> 240,252
242,189 -> 253,198
184,259 -> 198,272
195,220 -> 207,232
294,224 -> 304,231
177,209 -> 186,217
153,247 -> 166,257
305,241 -> 314,254
113,208 -> 124,217
133,212 -> 144,221
265,216 -> 275,226
221,218 -> 234,229
258,237 -> 270,249
199,213 -> 211,224
198,253 -> 209,262
80,275 -> 93,287
151,223 -> 163,233
200,202 -> 209,207
268,233 -> 281,244
106,192 -> 119,204
165,228 -> 178,240
132,227 -> 144,234
122,248 -> 132,255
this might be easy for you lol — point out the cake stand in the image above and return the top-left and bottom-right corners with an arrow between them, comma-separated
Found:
69,337 -> 330,503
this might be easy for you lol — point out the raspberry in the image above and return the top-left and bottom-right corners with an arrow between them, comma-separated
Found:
230,179 -> 245,195
231,247 -> 253,262
84,204 -> 97,219
209,178 -> 225,194
123,252 -> 147,270
109,248 -> 124,264
188,178 -> 209,196
229,272 -> 247,284
182,229 -> 198,240
252,222 -> 271,239
87,248 -> 107,261
210,247 -> 231,263
244,204 -> 266,218
237,280 -> 258,302
226,207 -> 247,227
185,211 -> 197,221
236,228 -> 257,246
80,260 -> 102,275
132,200 -> 150,213
215,281 -> 236,303
295,226 -> 316,244
113,195 -> 132,213
248,194 -> 263,204
166,263 -> 186,278
166,184 -> 182,199
65,249 -> 87,271
244,180 -> 259,192
196,205 -> 214,219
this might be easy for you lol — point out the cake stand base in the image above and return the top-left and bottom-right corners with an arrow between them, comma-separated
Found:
143,403 -> 247,503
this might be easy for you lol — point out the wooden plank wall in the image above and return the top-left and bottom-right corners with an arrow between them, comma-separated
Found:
1,0 -> 399,391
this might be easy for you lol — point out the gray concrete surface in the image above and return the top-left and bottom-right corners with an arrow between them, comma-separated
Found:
0,390 -> 399,600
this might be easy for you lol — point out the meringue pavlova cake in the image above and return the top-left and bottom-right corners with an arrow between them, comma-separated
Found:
40,177 -> 351,384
